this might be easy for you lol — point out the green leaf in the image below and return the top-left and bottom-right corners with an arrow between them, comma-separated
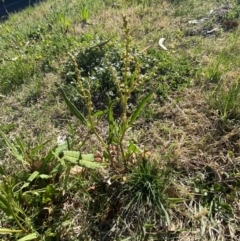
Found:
63,150 -> 81,164
0,130 -> 24,163
63,151 -> 102,169
93,109 -> 108,117
79,159 -> 103,169
144,223 -> 154,228
128,142 -> 142,154
129,92 -> 153,126
15,137 -> 25,154
39,174 -> 51,179
168,198 -> 186,203
0,192 -> 9,208
28,171 -> 39,182
60,88 -> 88,126
219,202 -> 232,213
30,140 -> 50,156
0,165 -> 6,176
17,233 -> 39,241
81,154 -> 95,161
21,182 -> 30,189
20,171 -> 40,190
0,202 -> 11,216
120,238 -> 131,241
0,193 -> 11,216
54,141 -> 68,158
160,202 -> 170,226
42,184 -> 55,204
0,228 -> 22,234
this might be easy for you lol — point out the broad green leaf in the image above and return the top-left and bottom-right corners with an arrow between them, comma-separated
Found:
81,154 -> 95,162
80,159 -> 103,169
17,233 -> 39,241
63,151 -> 81,164
129,92 -> 153,126
128,142 -> 142,154
60,89 -> 88,126
54,142 -> 68,158
0,228 -> 22,234
63,151 -> 102,169
93,109 -> 108,117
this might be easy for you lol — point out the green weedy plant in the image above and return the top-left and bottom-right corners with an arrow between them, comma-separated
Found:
79,5 -> 89,24
61,15 -> 153,169
204,60 -> 223,84
0,131 -> 104,240
56,12 -> 71,34
0,166 -> 39,240
0,129 -> 53,173
192,166 -> 233,222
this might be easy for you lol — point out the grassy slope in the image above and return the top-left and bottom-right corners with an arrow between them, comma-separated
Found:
1,0 -> 240,240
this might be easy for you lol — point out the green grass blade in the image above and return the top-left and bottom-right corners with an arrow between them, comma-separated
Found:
14,137 -> 25,153
160,202 -> 170,226
168,198 -> 186,203
17,233 -> 39,241
0,130 -> 24,163
60,88 -> 88,126
129,92 -> 153,126
0,193 -> 11,216
30,140 -> 50,156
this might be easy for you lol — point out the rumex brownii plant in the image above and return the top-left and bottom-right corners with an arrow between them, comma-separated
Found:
61,14 -> 153,169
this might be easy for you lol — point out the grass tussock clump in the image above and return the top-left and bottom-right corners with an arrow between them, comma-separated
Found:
1,0 -> 240,240
86,159 -> 172,240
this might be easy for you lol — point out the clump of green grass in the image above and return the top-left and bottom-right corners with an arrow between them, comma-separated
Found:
85,158 -> 173,240
207,79 -> 240,124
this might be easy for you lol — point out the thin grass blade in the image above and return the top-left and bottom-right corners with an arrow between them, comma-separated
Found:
0,130 -> 24,163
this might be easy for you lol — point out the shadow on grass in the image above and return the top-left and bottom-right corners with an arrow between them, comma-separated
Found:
0,0 -> 45,20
